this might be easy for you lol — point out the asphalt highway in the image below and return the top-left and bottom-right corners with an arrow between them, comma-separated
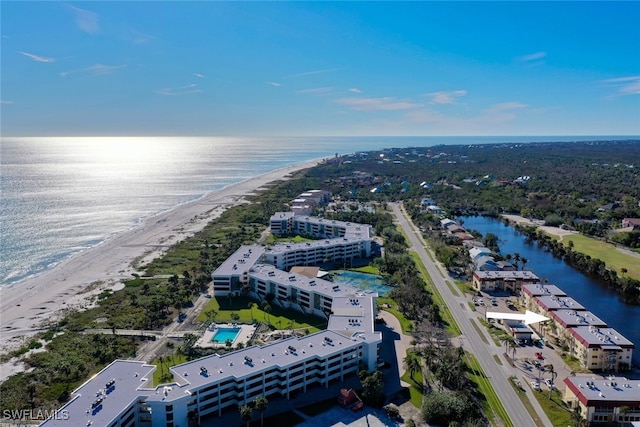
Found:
390,202 -> 553,427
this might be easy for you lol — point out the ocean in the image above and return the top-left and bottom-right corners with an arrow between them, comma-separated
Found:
0,135 -> 635,287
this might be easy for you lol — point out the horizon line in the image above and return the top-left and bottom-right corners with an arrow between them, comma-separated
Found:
2,134 -> 639,138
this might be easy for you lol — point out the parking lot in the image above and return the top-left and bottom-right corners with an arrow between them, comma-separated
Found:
472,289 -> 570,393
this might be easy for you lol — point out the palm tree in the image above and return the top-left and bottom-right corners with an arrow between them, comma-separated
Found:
421,342 -> 436,388
544,363 -> 557,382
509,340 -> 518,362
570,405 -> 587,427
513,252 -> 521,269
619,406 -> 631,425
520,257 -> 528,270
263,304 -> 272,325
254,395 -> 268,427
248,302 -> 256,322
500,336 -> 515,354
205,309 -> 218,325
403,352 -> 422,381
239,404 -> 253,427
544,363 -> 556,399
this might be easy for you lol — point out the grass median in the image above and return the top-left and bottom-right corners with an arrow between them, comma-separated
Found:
465,353 -> 514,427
409,251 -> 462,336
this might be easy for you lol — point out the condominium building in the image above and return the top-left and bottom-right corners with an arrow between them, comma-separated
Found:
213,214 -> 374,296
567,326 -> 634,371
263,237 -> 371,271
564,376 -> 640,424
42,213 -> 380,427
270,213 -> 372,241
531,295 -> 585,318
519,283 -> 567,311
472,270 -> 539,292
519,285 -> 634,372
211,245 -> 265,296
549,310 -> 607,341
42,321 -> 381,427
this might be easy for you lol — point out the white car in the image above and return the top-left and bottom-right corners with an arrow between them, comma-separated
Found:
531,381 -> 541,391
544,379 -> 555,389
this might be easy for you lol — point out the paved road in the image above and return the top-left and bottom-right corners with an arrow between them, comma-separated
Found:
390,202 -> 552,427
134,289 -> 211,362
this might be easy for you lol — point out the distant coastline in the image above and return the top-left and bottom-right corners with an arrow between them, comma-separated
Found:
4,135 -> 637,288
0,157 -> 323,355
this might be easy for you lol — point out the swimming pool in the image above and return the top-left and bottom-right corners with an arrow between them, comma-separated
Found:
331,270 -> 392,296
212,327 -> 241,344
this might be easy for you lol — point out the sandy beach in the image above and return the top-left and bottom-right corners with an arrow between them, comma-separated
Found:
0,158 -> 323,354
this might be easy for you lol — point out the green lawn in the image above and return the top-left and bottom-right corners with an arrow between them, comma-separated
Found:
465,353 -> 514,427
530,388 -> 573,427
409,251 -> 462,336
401,365 -> 425,408
478,318 -> 511,347
152,353 -> 188,386
469,319 -> 490,345
267,234 -> 317,245
456,280 -> 476,295
377,297 -> 413,333
557,234 -> 640,280
196,295 -> 326,334
348,265 -> 382,275
508,376 -> 547,427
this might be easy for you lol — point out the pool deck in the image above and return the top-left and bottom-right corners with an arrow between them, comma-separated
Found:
195,323 -> 257,349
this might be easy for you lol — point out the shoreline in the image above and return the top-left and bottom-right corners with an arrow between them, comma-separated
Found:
0,158 -> 324,354
500,214 -> 578,239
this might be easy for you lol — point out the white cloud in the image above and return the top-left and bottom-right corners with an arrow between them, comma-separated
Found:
485,102 -> 528,112
392,101 -> 529,132
193,73 -> 205,78
348,88 -> 363,93
67,5 -> 99,34
518,51 -> 547,62
428,90 -> 467,104
60,63 -> 127,77
1,100 -> 15,104
269,82 -> 282,87
285,68 -> 340,78
477,102 -> 528,124
126,30 -> 154,45
19,51 -> 55,63
296,87 -> 334,96
602,76 -> 640,95
157,83 -> 203,96
334,97 -> 422,111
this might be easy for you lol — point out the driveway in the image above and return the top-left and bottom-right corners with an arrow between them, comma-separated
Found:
377,310 -> 413,393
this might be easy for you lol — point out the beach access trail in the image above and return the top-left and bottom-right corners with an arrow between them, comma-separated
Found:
0,159 -> 322,354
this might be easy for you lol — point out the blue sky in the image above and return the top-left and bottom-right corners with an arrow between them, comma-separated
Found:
2,1 -> 639,136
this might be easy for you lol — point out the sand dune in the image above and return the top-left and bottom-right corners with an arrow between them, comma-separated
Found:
0,159 -> 322,354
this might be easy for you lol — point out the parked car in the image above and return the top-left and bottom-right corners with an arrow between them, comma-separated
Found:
535,352 -> 544,360
544,379 -> 555,389
531,381 -> 541,391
